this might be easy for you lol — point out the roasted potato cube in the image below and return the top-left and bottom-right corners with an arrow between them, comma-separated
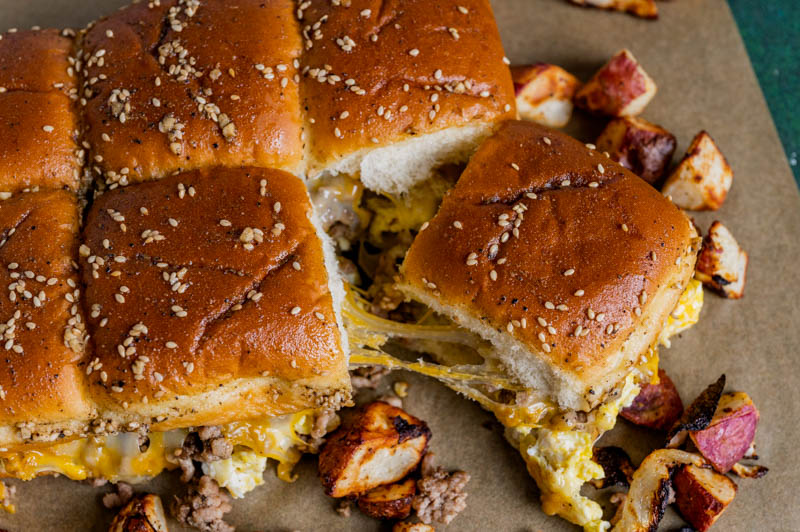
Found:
674,464 -> 737,531
574,49 -> 657,117
393,523 -> 435,532
662,131 -> 733,210
319,401 -> 431,498
568,0 -> 658,19
690,392 -> 759,473
109,494 -> 168,532
695,221 -> 748,298
621,369 -> 683,431
358,477 -> 416,520
512,64 -> 581,128
595,117 -> 676,184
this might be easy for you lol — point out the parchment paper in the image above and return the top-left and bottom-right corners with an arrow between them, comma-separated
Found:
1,0 -> 798,530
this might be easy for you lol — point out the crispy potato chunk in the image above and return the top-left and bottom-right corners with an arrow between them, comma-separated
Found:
393,523 -> 435,532
512,64 -> 581,128
691,392 -> 759,473
574,49 -> 657,117
358,477 -> 416,520
620,369 -> 683,431
567,0 -> 658,19
109,494 -> 168,532
674,464 -> 737,531
695,221 -> 748,298
596,117 -> 676,184
662,131 -> 733,210
319,401 -> 431,498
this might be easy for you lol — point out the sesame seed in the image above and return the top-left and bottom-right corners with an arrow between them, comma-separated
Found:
42,125 -> 54,133
506,322 -> 514,333
597,164 -> 605,174
360,8 -> 371,17
542,343 -> 551,353
489,270 -> 498,281
574,325 -> 583,336
511,163 -> 520,171
574,289 -> 585,297
274,201 -> 282,213
166,341 -> 178,349
543,137 -> 551,145
585,143 -> 596,150
538,332 -> 546,342
290,306 -> 301,315
526,192 -> 538,200
458,5 -> 469,14
587,308 -> 596,319
548,325 -> 556,335
168,218 -> 178,227
596,313 -> 605,322
556,304 -> 568,311
453,220 -> 463,229
479,90 -> 490,98
409,48 -> 420,57
561,180 -> 571,187
563,268 -> 575,276
650,251 -> 657,261
621,224 -> 629,232
589,181 -> 599,188
544,301 -> 555,310
634,307 -> 642,316
219,219 -> 231,227
537,317 -> 547,327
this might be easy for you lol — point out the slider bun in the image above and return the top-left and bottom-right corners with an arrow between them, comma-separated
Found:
400,121 -> 698,411
299,0 -> 515,193
78,0 -> 304,188
0,190 -> 92,448
80,166 -> 351,431
0,30 -> 80,194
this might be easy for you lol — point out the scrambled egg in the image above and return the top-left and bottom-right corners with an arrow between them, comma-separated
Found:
202,450 -> 267,498
0,411 -> 314,496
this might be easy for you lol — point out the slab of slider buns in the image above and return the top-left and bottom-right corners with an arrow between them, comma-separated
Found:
400,120 -> 699,411
77,0 -> 514,192
0,0 -> 513,451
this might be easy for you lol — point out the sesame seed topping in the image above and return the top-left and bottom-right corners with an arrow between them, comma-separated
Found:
166,341 -> 178,349
453,220 -> 463,229
489,270 -> 498,281
409,48 -> 420,57
563,268 -> 575,276
219,219 -> 231,227
290,306 -> 301,315
537,317 -> 547,327
587,308 -> 596,319
597,163 -> 605,174
561,180 -> 571,187
42,125 -> 54,133
589,181 -> 599,188
544,301 -> 555,310
543,137 -> 551,145
458,5 -> 469,14
621,223 -> 629,232
511,163 -> 520,171
542,343 -> 551,353
556,304 -> 569,311
574,289 -> 585,296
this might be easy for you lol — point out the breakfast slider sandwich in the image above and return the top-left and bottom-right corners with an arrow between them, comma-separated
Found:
346,120 -> 703,531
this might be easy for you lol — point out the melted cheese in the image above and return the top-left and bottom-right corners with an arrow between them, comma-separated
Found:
0,411 -> 314,496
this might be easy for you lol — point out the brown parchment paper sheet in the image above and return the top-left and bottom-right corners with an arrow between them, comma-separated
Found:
1,0 -> 799,530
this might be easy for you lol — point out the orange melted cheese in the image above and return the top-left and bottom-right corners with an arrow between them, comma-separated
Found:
0,411 -> 314,485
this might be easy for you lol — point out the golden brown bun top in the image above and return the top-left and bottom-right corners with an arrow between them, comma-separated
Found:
81,166 -> 347,408
78,0 -> 304,187
403,121 -> 695,385
0,30 -> 81,194
0,190 -> 90,425
0,29 -> 75,93
296,0 -> 515,174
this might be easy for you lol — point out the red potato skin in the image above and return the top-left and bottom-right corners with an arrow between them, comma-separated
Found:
690,393 -> 759,473
620,369 -> 683,431
673,465 -> 737,531
575,51 -> 648,116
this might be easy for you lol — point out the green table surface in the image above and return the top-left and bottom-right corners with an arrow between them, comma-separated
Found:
729,0 -> 799,185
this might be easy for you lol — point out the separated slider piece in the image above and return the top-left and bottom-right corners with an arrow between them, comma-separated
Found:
0,29 -> 82,196
384,120 -> 700,530
299,0 -> 515,193
77,0 -> 304,188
